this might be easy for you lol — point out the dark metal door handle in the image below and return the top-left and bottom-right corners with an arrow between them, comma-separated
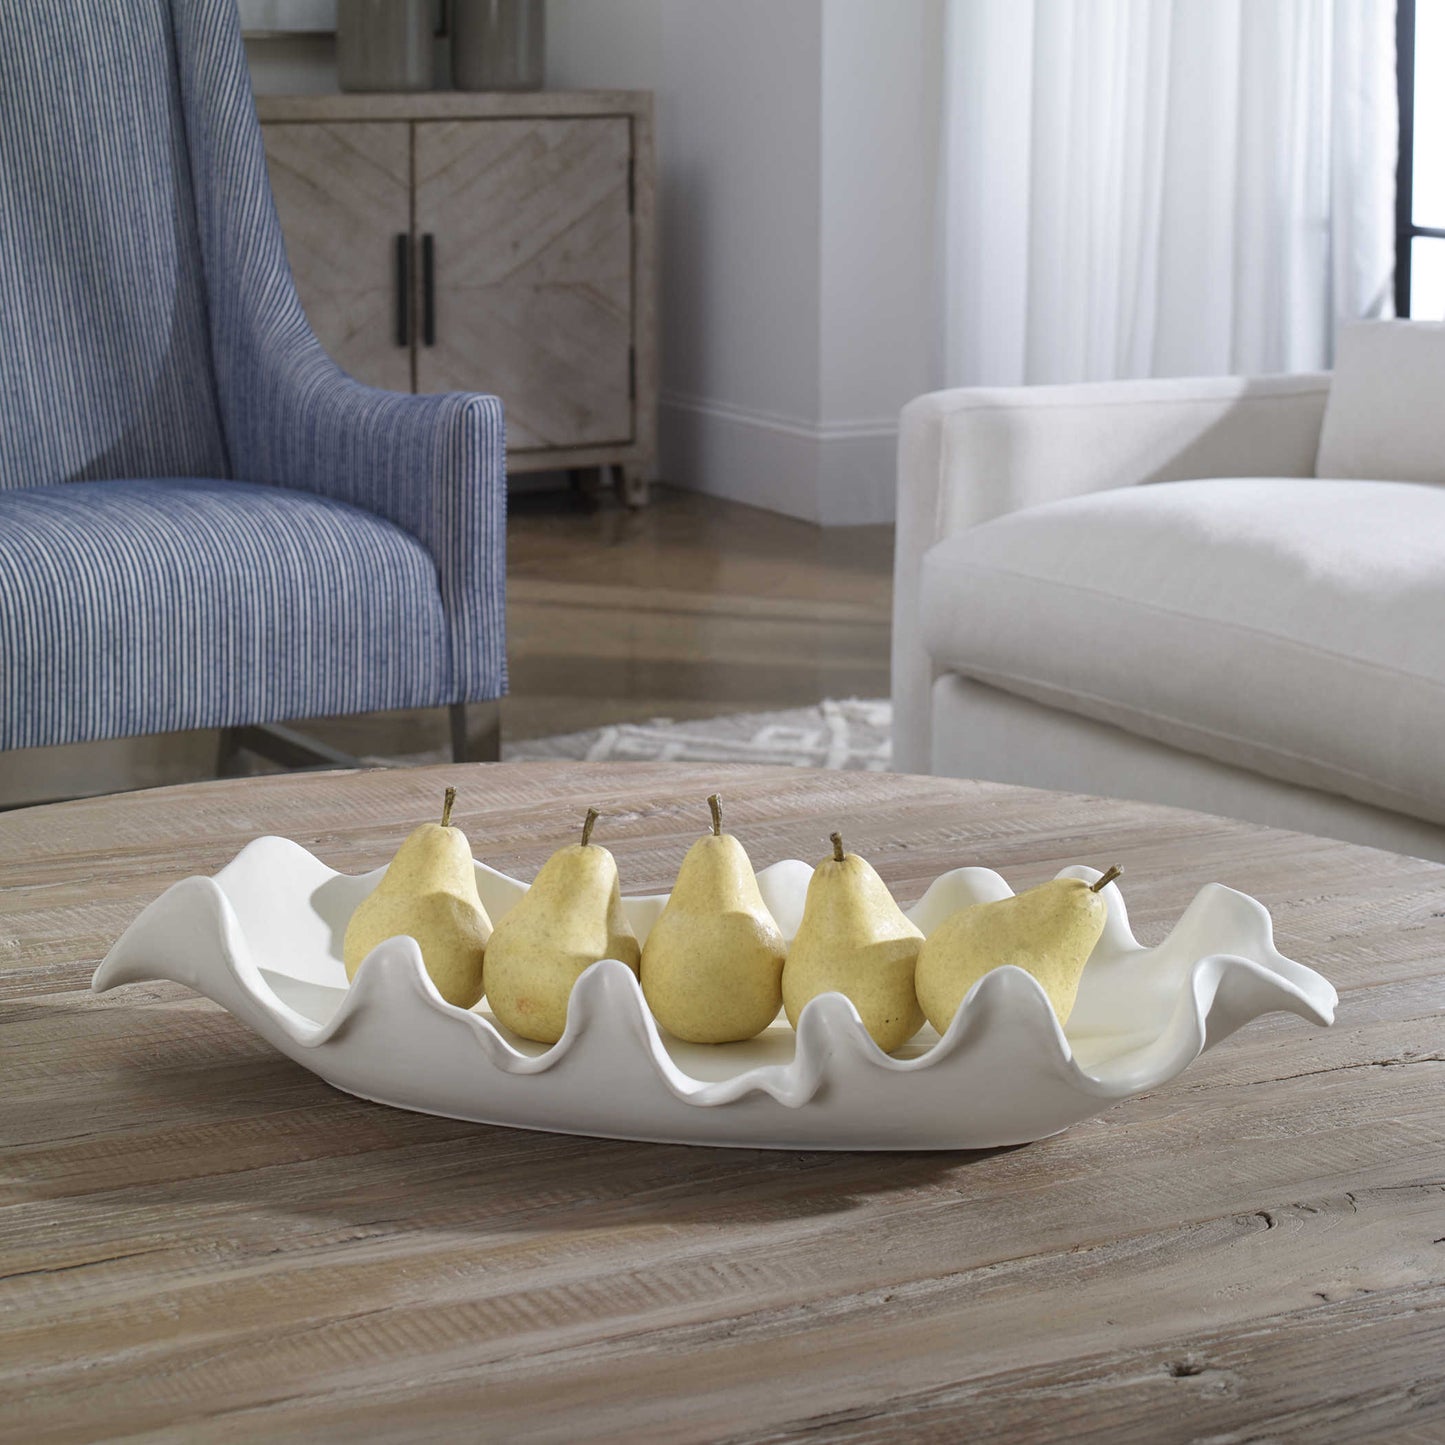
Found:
394,233 -> 410,347
421,233 -> 436,347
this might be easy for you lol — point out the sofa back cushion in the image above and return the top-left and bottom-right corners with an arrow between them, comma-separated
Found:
1316,320 -> 1445,484
0,0 -> 229,489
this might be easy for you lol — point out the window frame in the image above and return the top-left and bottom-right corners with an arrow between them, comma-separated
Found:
1396,0 -> 1445,315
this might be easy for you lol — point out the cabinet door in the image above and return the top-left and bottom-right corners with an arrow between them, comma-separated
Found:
414,118 -> 633,452
262,122 -> 412,394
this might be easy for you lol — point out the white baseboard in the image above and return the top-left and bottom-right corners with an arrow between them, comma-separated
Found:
658,393 -> 898,525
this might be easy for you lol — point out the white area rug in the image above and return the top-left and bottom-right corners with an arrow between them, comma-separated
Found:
505,698 -> 892,771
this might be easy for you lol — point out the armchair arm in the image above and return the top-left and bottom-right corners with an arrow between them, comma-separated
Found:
225,356 -> 507,702
891,373 -> 1330,773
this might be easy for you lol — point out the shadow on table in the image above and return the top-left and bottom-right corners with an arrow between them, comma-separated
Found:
28,1000 -> 1021,1236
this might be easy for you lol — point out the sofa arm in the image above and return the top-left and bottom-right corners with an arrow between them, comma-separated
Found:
891,373 -> 1330,774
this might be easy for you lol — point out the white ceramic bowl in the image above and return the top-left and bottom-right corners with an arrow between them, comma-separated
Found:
93,837 -> 1336,1150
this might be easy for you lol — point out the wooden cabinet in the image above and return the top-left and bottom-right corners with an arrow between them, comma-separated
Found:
257,92 -> 655,502
414,116 -> 633,450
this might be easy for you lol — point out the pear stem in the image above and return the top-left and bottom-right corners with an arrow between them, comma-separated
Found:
830,831 -> 845,862
440,787 -> 457,829
1091,864 -> 1123,893
707,793 -> 723,836
581,807 -> 599,848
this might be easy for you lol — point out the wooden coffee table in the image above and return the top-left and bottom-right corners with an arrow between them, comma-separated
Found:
3,762 -> 1443,1442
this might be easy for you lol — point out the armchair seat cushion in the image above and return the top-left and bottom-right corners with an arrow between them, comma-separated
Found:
919,478 -> 1445,825
1,478 -> 450,749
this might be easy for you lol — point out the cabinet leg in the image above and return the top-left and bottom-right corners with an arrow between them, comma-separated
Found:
611,463 -> 650,509
450,701 -> 501,763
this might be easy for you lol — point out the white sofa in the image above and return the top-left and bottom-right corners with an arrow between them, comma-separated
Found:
892,322 -> 1445,862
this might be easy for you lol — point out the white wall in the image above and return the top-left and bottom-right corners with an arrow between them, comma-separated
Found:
545,0 -> 661,93
555,0 -> 943,525
248,1 -> 942,524
547,1 -> 823,517
818,0 -> 943,522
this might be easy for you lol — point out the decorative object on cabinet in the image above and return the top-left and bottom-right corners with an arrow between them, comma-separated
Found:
238,0 -> 336,35
451,0 -> 545,92
257,91 -> 656,507
335,0 -> 433,93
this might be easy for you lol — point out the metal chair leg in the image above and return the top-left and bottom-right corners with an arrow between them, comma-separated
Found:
216,726 -> 243,777
230,723 -> 364,771
450,701 -> 502,763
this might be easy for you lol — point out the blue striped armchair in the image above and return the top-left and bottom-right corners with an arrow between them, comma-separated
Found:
0,0 -> 507,765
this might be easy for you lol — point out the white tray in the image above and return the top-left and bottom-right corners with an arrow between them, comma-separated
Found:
93,836 -> 1337,1151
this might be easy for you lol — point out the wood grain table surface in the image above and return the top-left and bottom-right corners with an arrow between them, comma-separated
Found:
2,761 -> 1443,1443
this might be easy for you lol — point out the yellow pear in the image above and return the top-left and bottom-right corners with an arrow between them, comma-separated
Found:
915,866 -> 1121,1032
782,832 -> 924,1052
343,787 -> 491,1009
640,794 -> 786,1043
483,808 -> 641,1044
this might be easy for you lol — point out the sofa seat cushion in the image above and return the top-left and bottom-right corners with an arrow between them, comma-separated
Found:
1,478 -> 451,749
919,478 -> 1445,825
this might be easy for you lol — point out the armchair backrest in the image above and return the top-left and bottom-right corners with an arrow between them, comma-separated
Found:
0,0 -> 231,488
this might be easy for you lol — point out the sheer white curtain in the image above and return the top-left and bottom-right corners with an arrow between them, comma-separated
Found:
940,0 -> 1397,385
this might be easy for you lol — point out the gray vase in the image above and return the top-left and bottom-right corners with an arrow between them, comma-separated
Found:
336,0 -> 433,93
451,0 -> 545,92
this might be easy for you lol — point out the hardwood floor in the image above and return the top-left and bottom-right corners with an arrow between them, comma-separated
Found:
504,482 -> 893,739
0,486 -> 894,804
317,483 -> 893,755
